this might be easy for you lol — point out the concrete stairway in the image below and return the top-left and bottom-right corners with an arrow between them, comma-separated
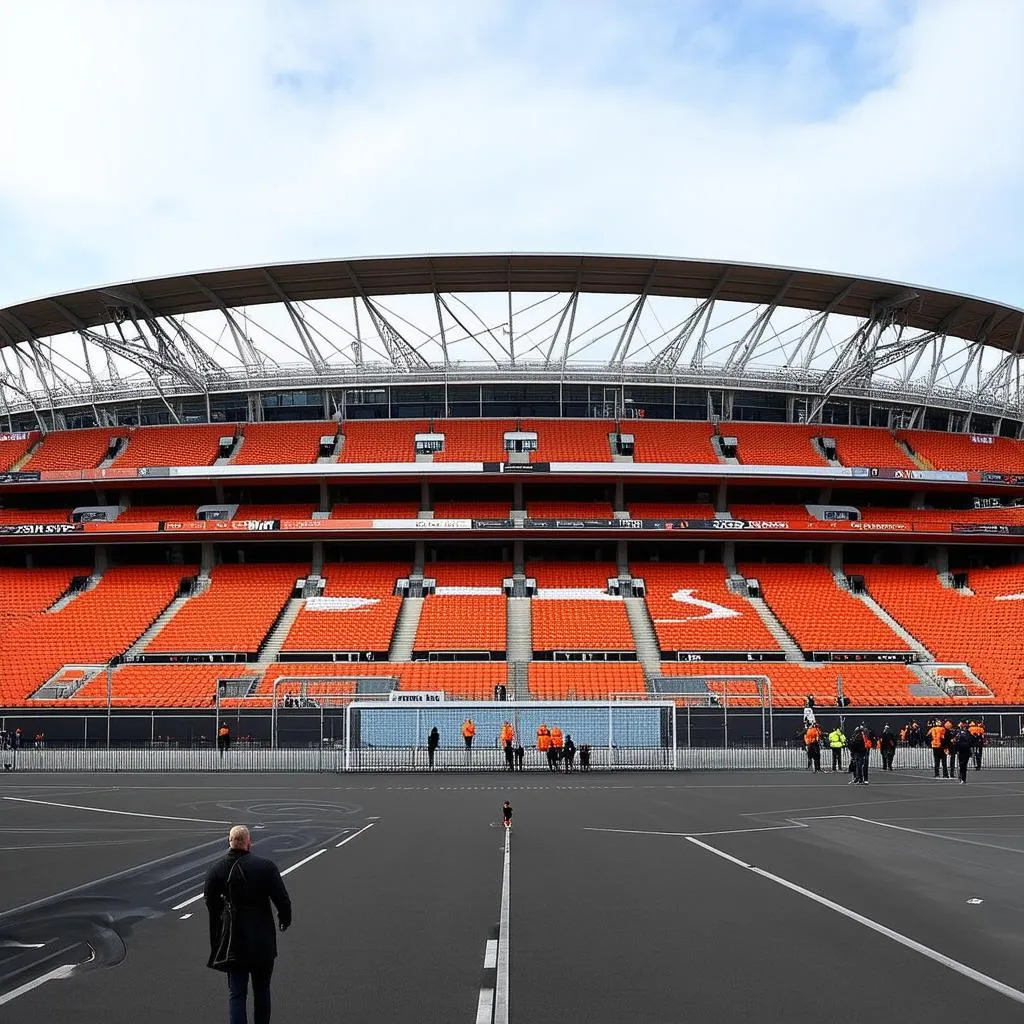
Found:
10,437 -> 42,471
623,596 -> 662,675
743,590 -> 805,662
388,597 -> 424,662
125,575 -> 210,657
507,597 -> 532,663
214,435 -> 241,466
846,581 -> 935,660
48,573 -> 102,612
255,597 -> 305,668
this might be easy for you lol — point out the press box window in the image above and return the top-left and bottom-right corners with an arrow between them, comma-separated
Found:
415,433 -> 445,455
503,431 -> 538,454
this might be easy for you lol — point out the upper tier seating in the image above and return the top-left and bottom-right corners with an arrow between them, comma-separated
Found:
235,504 -> 317,521
426,562 -> 512,586
147,563 -> 303,654
234,421 -> 335,465
627,502 -> 716,520
526,500 -> 615,519
331,502 -> 422,519
527,561 -> 619,588
0,566 -> 190,705
0,566 -> 78,622
521,420 -> 613,462
433,501 -> 511,519
116,425 -> 228,468
900,430 -> 1024,472
729,504 -> 807,523
827,427 -> 914,468
724,423 -> 826,466
632,562 -> 780,651
339,420 -> 426,463
282,562 -> 407,653
433,420 -> 514,462
626,421 -> 718,463
118,504 -> 197,522
659,661 -> 939,707
529,662 -> 647,700
0,507 -> 72,524
740,563 -> 909,651
416,597 -> 507,651
529,562 -> 634,651
0,432 -> 40,471
852,564 -> 1024,703
24,427 -> 128,472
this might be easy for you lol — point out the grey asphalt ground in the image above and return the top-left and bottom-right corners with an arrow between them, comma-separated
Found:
2,769 -> 1024,1022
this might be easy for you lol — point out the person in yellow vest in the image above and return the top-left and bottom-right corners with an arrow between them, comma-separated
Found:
462,718 -> 475,750
217,723 -> 231,757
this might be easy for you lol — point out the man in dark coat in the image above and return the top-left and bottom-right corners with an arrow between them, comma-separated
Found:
205,825 -> 292,1024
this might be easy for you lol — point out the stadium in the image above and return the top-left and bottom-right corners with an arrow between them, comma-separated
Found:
4,253 -> 1024,1019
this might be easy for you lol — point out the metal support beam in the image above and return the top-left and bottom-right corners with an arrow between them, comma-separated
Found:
610,265 -> 658,366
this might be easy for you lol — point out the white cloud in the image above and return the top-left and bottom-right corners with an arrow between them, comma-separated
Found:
0,0 -> 1021,308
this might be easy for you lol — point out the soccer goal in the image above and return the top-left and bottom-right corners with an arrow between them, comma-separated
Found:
342,699 -> 677,771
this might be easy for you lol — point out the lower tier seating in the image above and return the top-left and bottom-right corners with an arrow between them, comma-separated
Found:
415,596 -> 507,652
529,662 -> 647,700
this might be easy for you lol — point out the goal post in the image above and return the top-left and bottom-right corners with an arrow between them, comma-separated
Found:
343,699 -> 677,771
650,674 -> 774,748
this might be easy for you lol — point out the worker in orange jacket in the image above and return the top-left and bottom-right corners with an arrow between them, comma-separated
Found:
462,718 -> 476,750
969,720 -> 985,770
549,726 -> 564,771
500,721 -> 514,746
928,720 -> 948,778
536,724 -> 551,753
804,724 -> 822,772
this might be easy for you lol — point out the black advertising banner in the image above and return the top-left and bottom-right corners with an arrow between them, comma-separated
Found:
0,471 -> 41,484
980,472 -> 1024,486
680,518 -> 791,531
480,462 -> 552,473
472,519 -> 516,529
0,522 -> 83,535
666,651 -> 786,663
951,523 -> 1014,535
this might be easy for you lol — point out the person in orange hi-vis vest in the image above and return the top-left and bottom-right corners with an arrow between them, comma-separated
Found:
462,718 -> 476,750
969,720 -> 985,771
500,721 -> 514,746
804,724 -> 822,772
537,724 -> 551,753
549,726 -> 564,771
928,720 -> 949,778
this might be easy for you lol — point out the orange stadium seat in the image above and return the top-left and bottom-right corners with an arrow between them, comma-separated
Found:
339,420 -> 426,463
331,502 -> 422,519
627,502 -> 716,519
0,507 -> 72,524
827,427 -> 914,468
433,420 -> 514,462
531,602 -> 635,652
529,662 -> 646,700
283,562 -> 408,653
723,423 -> 826,466
730,504 -> 806,523
147,563 -> 303,654
853,564 -> 1024,703
235,503 -> 317,521
740,563 -> 909,652
632,562 -> 780,651
526,500 -> 615,518
0,565 -> 192,705
233,421 -> 335,465
659,661 -> 938,707
0,432 -> 40,471
899,430 -> 1024,472
415,597 -> 507,652
521,420 -> 613,462
118,504 -> 197,522
433,501 -> 511,519
73,663 -> 256,708
627,421 -> 718,463
425,562 -> 512,586
23,427 -> 128,471
527,561 -> 619,588
116,425 -> 229,468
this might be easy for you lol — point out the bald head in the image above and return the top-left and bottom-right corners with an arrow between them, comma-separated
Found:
228,825 -> 251,851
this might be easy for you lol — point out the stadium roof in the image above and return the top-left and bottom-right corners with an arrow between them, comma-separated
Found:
2,253 -> 1021,352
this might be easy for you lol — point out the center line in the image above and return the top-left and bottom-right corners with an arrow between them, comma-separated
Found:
494,828 -> 511,1024
3,796 -> 228,826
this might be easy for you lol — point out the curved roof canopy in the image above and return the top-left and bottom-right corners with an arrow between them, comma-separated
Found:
1,253 -> 1021,352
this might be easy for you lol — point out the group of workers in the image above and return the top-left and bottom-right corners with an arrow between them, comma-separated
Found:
454,718 -> 591,771
802,717 -> 986,784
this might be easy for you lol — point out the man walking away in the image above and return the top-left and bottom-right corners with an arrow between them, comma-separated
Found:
205,825 -> 291,1024
847,727 -> 867,785
514,743 -> 525,771
804,723 -> 822,772
503,740 -> 515,771
579,743 -> 591,771
218,724 -> 231,757
954,724 -> 973,784
427,726 -> 440,769
969,720 -> 985,770
563,735 -> 576,773
879,724 -> 897,771
828,725 -> 846,773
928,719 -> 948,778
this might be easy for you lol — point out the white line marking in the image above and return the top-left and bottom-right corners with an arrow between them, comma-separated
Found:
336,822 -> 376,847
798,814 -> 1024,856
281,848 -> 327,877
584,824 -> 807,838
686,836 -> 1024,1007
171,892 -> 205,911
0,951 -> 92,1008
483,938 -> 498,970
0,941 -> 46,949
967,899 -> 984,905
494,828 -> 511,1024
180,912 -> 193,920
2,796 -> 228,826
475,987 -> 494,1024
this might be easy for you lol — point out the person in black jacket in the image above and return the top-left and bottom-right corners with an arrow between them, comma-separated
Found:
847,727 -> 867,785
205,825 -> 292,1024
879,725 -> 897,771
953,724 -> 974,784
427,726 -> 440,769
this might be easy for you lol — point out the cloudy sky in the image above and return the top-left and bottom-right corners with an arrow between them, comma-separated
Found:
0,0 -> 1021,310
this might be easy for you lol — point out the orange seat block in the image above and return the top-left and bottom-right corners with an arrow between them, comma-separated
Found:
627,421 -> 717,464
116,425 -> 229,468
24,427 -> 128,471
339,420 -> 427,463
528,662 -> 646,700
234,421 -> 335,465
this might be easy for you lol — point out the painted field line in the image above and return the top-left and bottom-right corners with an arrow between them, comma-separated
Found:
280,848 -> 327,877
494,827 -> 511,1024
336,822 -> 376,847
686,836 -> 1024,1007
584,823 -> 806,838
3,796 -> 228,826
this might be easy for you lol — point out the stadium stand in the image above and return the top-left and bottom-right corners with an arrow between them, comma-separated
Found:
282,562 -> 407,653
331,502 -> 422,519
526,500 -> 615,519
0,432 -> 40,471
146,563 -> 303,654
827,427 -> 915,468
729,504 -> 807,522
626,502 -> 717,519
658,661 -> 935,707
432,501 -> 511,519
853,564 -> 1024,702
235,503 -> 318,521
339,420 -> 426,463
0,507 -> 72,524
233,421 -> 335,465
23,427 -> 127,471
74,663 -> 257,708
117,505 -> 198,522
416,562 -> 510,653
521,419 -> 613,461
632,562 -> 780,651
115,425 -> 228,468
900,430 -> 1024,472
433,420 -> 514,462
724,423 -> 826,466
527,562 -> 619,588
529,662 -> 647,700
424,562 -> 511,586
0,566 -> 191,705
740,563 -> 909,651
626,421 -> 718,463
